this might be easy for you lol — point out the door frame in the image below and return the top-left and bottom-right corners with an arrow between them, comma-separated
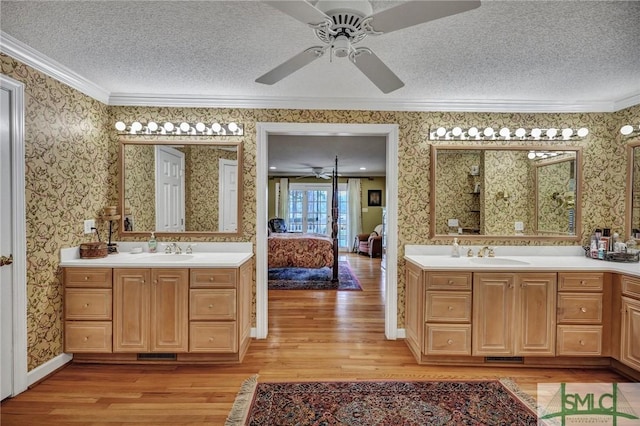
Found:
0,74 -> 28,397
256,122 -> 399,339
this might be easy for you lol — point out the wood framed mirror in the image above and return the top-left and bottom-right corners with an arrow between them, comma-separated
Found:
430,145 -> 582,241
625,139 -> 640,241
119,138 -> 243,237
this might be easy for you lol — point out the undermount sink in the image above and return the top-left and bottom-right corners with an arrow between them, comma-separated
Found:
139,254 -> 195,262
469,257 -> 530,266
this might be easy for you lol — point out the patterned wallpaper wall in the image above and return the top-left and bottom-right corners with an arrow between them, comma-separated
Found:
123,144 -> 155,231
536,157 -> 575,234
3,52 -> 640,371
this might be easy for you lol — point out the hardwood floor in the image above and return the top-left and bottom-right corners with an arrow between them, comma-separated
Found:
0,253 -> 629,425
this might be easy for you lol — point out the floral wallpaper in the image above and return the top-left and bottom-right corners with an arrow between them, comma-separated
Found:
2,51 -> 640,371
536,157 -> 575,234
123,144 -> 155,231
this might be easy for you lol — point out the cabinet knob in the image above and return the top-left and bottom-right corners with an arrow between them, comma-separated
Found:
83,336 -> 89,342
209,277 -> 214,282
83,303 -> 89,308
84,276 -> 89,281
580,307 -> 587,313
448,306 -> 453,311
580,280 -> 587,285
521,283 -> 527,288
208,337 -> 215,342
447,339 -> 453,345
448,280 -> 454,285
579,340 -> 585,346
208,304 -> 214,309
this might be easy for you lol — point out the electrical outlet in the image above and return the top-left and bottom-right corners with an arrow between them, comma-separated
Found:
84,219 -> 95,234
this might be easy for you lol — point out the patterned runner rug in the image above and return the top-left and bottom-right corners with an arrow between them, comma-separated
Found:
225,376 -> 539,425
268,261 -> 362,291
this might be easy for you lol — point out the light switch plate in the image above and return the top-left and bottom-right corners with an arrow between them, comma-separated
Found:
448,218 -> 459,227
84,219 -> 95,234
514,221 -> 524,231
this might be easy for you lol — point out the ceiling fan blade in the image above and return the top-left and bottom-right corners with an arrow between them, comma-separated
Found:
350,49 -> 404,94
256,47 -> 326,85
368,0 -> 481,34
263,0 -> 329,25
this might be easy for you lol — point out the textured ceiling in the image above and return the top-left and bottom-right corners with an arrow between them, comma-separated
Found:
1,0 -> 639,112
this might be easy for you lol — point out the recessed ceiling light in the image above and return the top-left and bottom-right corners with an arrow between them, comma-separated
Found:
360,167 -> 366,170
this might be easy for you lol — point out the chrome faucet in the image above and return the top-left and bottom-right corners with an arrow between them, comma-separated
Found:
477,246 -> 494,257
165,242 -> 182,254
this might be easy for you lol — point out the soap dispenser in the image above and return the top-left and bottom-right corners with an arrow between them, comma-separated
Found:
148,232 -> 157,253
451,238 -> 461,258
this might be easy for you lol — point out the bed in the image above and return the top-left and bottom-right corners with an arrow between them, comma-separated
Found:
268,157 -> 340,282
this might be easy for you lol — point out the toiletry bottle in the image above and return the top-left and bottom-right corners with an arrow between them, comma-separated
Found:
598,241 -> 606,260
451,238 -> 460,258
590,238 -> 598,259
148,232 -> 157,253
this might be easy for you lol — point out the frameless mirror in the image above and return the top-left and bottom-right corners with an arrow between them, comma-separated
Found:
119,138 -> 243,236
625,140 -> 640,240
430,145 -> 581,240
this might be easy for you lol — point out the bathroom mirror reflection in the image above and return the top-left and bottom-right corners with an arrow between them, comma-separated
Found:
625,139 -> 640,240
430,145 -> 582,240
119,139 -> 243,237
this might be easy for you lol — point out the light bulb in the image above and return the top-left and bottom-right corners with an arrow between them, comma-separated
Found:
436,127 -> 446,137
147,121 -> 158,132
228,122 -> 238,133
452,127 -> 462,137
179,122 -> 190,132
483,127 -> 494,137
115,121 -> 126,131
163,122 -> 175,132
527,151 -> 536,159
577,127 -> 589,137
562,128 -> 574,139
515,128 -> 526,138
621,125 -> 634,136
499,127 -> 510,138
195,122 -> 206,132
211,123 -> 222,133
467,127 -> 479,137
531,128 -> 542,138
131,122 -> 142,132
546,128 -> 558,139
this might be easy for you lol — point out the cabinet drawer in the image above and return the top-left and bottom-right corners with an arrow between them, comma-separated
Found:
557,293 -> 602,324
558,273 -> 603,291
426,272 -> 472,291
65,321 -> 112,352
621,275 -> 640,299
424,324 -> 471,355
556,325 -> 602,356
65,288 -> 112,320
425,291 -> 471,323
65,268 -> 112,288
190,269 -> 237,288
189,322 -> 237,353
190,289 -> 236,321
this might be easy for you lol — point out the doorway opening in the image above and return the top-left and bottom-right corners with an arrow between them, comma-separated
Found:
256,123 -> 399,339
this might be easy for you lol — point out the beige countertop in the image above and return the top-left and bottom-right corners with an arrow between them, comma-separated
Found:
60,242 -> 253,268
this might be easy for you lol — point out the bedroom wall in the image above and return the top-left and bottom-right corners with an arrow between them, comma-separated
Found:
3,51 -> 640,371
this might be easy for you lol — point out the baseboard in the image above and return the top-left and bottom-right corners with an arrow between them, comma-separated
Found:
27,353 -> 73,387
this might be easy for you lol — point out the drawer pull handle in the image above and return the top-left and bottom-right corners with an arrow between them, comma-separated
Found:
448,306 -> 453,311
580,307 -> 587,313
579,340 -> 585,346
447,339 -> 453,345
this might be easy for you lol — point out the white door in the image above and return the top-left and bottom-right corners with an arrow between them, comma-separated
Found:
1,83 -> 14,400
218,158 -> 238,232
155,146 -> 185,232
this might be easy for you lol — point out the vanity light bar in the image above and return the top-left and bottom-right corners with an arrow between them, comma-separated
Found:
114,121 -> 243,136
620,124 -> 640,137
429,126 -> 589,141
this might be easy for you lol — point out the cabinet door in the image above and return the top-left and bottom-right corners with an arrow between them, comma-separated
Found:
114,269 -> 150,352
515,273 -> 556,356
404,263 -> 423,354
472,273 -> 514,356
621,297 -> 640,371
151,269 -> 188,352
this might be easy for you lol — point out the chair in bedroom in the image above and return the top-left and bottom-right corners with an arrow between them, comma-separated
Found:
356,224 -> 383,258
268,218 -> 288,233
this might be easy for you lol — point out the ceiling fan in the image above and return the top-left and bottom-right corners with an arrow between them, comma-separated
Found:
297,167 -> 332,179
256,0 -> 481,93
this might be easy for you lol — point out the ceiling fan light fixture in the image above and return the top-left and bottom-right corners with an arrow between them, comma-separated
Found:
332,35 -> 351,58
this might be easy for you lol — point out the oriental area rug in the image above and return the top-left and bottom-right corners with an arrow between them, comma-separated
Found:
225,376 -> 539,426
268,261 -> 362,291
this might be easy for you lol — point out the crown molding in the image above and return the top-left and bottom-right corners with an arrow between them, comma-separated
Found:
108,92 -> 619,113
2,31 -> 635,113
0,32 -> 110,104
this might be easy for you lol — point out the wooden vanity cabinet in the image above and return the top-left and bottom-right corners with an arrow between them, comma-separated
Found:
63,268 -> 113,353
620,275 -> 640,371
556,272 -> 606,356
472,272 -> 556,357
113,268 -> 189,353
